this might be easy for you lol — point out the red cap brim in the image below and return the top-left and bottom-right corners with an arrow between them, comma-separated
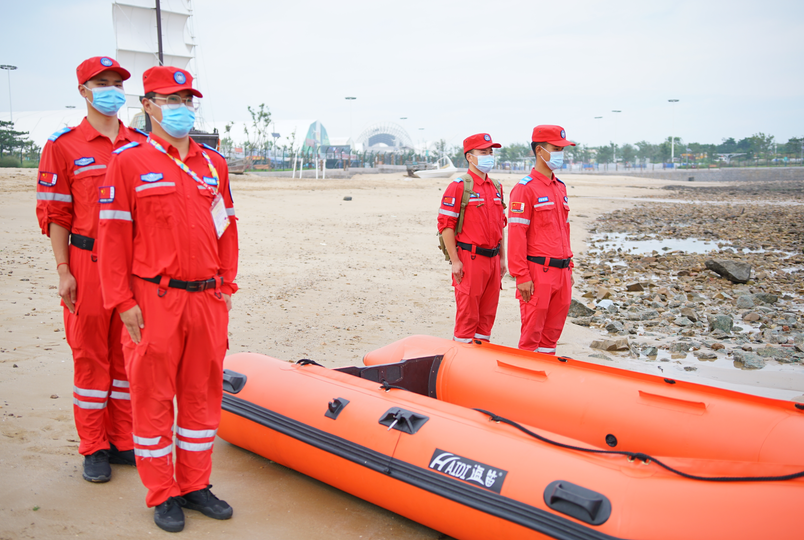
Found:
149,85 -> 203,98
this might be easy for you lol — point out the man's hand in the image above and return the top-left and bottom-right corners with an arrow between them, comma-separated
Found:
500,260 -> 508,281
120,305 -> 144,344
223,293 -> 232,311
571,271 -> 575,287
451,259 -> 464,285
517,280 -> 535,303
57,265 -> 78,313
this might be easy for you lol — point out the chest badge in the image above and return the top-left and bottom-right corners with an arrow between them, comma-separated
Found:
74,157 -> 95,167
203,176 -> 218,186
140,172 -> 164,183
538,196 -> 550,203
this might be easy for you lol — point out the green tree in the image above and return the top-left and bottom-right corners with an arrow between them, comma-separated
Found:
244,104 -> 272,159
620,143 -> 636,163
749,132 -> 775,158
596,144 -> 614,164
0,120 -> 29,158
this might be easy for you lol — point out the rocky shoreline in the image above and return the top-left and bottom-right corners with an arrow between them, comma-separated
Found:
570,181 -> 804,371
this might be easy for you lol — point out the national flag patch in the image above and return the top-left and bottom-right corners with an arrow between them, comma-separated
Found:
74,157 -> 95,167
538,196 -> 550,203
99,186 -> 115,203
511,201 -> 525,213
38,172 -> 57,186
442,196 -> 455,207
140,172 -> 163,183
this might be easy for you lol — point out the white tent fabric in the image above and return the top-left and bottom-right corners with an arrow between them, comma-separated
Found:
2,110 -> 90,149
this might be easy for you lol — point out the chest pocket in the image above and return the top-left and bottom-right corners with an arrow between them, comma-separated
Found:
73,166 -> 108,212
135,181 -> 177,228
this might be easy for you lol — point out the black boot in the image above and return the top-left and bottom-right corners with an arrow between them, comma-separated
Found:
82,449 -> 111,483
154,496 -> 186,533
109,442 -> 136,466
181,485 -> 233,520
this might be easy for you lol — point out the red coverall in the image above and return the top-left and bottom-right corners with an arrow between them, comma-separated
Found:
97,134 -> 239,507
507,169 -> 573,353
437,170 -> 506,342
36,119 -> 143,456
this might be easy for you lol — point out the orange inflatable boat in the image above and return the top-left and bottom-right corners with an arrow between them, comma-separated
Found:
219,340 -> 804,540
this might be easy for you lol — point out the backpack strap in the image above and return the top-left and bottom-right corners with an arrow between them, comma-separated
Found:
488,176 -> 506,209
454,173 -> 474,235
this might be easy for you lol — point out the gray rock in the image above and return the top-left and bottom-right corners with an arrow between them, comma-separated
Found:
626,309 -> 660,321
642,346 -> 658,357
752,293 -> 778,304
568,299 -> 595,318
626,283 -> 644,292
570,317 -> 592,327
590,338 -> 630,351
694,351 -> 718,360
732,350 -> 766,369
670,342 -> 692,353
687,293 -> 707,304
736,295 -> 755,309
705,259 -> 752,284
710,329 -> 729,339
756,347 -> 796,360
708,314 -> 734,334
679,307 -> 698,322
674,316 -> 693,327
606,321 -> 625,333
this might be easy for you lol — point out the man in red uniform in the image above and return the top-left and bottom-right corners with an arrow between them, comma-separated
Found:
36,56 -> 143,483
507,125 -> 575,353
97,66 -> 238,532
437,133 -> 506,343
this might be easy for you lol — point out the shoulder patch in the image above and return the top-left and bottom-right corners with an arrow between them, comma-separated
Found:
98,186 -> 115,203
202,143 -> 225,159
133,128 -> 149,138
452,177 -> 464,183
510,201 -> 525,213
113,141 -> 140,154
48,127 -> 73,142
556,177 -> 566,186
518,176 -> 533,185
38,171 -> 57,187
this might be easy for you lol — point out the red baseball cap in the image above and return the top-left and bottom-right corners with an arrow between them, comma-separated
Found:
531,125 -> 576,147
142,66 -> 203,98
463,133 -> 502,154
76,57 -> 131,85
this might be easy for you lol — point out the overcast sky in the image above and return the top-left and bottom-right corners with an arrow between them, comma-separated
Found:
2,0 -> 803,149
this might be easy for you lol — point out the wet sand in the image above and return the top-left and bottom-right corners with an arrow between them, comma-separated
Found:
0,168 -> 793,538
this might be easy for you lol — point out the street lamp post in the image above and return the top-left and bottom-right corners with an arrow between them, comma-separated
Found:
1,65 -> 17,122
668,99 -> 679,164
611,110 -> 621,168
345,96 -> 356,144
593,117 -> 603,172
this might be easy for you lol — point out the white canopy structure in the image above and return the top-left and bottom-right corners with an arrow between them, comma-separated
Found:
112,0 -> 197,124
208,119 -> 331,156
2,109 -> 89,149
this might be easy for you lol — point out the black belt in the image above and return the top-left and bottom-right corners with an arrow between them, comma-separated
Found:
70,233 -> 95,251
527,256 -> 572,269
137,275 -> 222,292
456,242 -> 501,258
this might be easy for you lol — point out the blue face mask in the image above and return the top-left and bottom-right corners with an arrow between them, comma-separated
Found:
473,154 -> 495,174
541,149 -> 564,171
85,86 -> 126,117
154,105 -> 196,138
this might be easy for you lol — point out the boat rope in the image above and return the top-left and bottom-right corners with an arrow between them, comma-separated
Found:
473,409 -> 804,483
379,380 -> 409,392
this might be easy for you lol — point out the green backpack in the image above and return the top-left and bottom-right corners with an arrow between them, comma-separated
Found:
438,174 -> 505,261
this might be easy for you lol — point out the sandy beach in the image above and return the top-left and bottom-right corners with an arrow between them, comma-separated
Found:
1,168 -> 798,539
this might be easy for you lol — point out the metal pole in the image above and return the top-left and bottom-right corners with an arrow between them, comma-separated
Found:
155,0 -> 165,65
0,65 -> 17,122
668,99 -> 679,164
611,110 -> 621,168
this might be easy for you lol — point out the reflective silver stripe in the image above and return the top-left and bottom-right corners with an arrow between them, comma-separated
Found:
73,397 -> 107,410
110,391 -> 131,400
133,434 -> 161,446
112,379 -> 129,388
226,208 -> 236,216
99,210 -> 132,221
533,202 -> 555,208
73,385 -> 108,398
509,217 -> 531,225
135,181 -> 175,192
197,185 -> 208,190
175,439 -> 214,452
36,192 -> 73,203
537,347 -> 557,353
74,164 -> 107,175
176,427 -> 217,439
474,333 -> 491,340
453,336 -> 473,343
469,199 -> 485,203
493,198 -> 502,202
439,209 -> 460,218
134,444 -> 173,458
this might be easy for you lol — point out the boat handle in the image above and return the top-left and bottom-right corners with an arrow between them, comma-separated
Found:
378,407 -> 429,435
543,480 -> 611,526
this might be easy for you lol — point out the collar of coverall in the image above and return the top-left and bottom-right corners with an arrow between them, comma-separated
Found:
77,117 -> 130,145
529,168 -> 556,186
148,131 -> 202,160
467,168 -> 490,185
